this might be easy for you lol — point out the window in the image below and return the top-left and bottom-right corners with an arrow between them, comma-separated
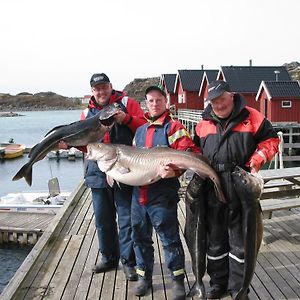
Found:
178,94 -> 184,103
282,100 -> 291,108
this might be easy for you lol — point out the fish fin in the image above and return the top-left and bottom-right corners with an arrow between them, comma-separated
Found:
12,163 -> 33,186
106,175 -> 114,187
116,166 -> 130,174
28,143 -> 39,158
214,184 -> 227,203
164,163 -> 181,171
44,120 -> 82,137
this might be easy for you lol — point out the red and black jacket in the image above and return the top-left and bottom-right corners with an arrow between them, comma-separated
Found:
194,94 -> 279,206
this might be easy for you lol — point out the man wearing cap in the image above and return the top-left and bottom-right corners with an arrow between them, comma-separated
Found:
131,85 -> 199,299
192,80 -> 279,299
82,73 -> 145,280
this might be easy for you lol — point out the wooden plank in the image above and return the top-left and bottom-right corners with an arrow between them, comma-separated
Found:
259,167 -> 300,182
260,251 -> 300,297
153,231 -> 169,300
260,198 -> 300,213
67,190 -> 92,235
254,260 -> 286,299
97,266 -> 117,299
258,251 -> 299,299
45,234 -> 84,299
22,235 -> 71,299
0,181 -> 87,300
260,188 -> 300,200
73,231 -> 99,300
61,204 -> 96,299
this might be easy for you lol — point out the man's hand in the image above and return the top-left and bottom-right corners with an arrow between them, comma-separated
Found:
158,164 -> 177,178
113,110 -> 127,124
249,161 -> 260,173
58,141 -> 68,149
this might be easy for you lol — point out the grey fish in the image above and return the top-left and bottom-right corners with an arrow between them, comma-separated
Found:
87,143 -> 226,203
231,166 -> 264,300
12,103 -> 120,186
184,174 -> 207,298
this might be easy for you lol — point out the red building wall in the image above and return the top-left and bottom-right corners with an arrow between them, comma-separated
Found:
258,88 -> 300,122
270,98 -> 300,122
169,94 -> 177,107
186,91 -> 203,110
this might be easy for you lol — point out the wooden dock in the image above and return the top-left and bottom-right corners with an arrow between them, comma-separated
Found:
0,211 -> 55,244
1,178 -> 300,299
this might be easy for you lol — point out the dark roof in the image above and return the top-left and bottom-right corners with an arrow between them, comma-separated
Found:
221,66 -> 292,93
161,74 -> 177,93
178,70 -> 205,91
263,81 -> 300,98
204,70 -> 219,83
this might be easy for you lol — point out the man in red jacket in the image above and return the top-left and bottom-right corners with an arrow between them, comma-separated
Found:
81,73 -> 145,280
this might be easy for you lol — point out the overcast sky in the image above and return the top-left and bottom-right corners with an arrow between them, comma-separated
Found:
1,0 -> 299,97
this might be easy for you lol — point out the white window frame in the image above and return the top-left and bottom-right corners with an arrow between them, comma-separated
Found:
178,94 -> 184,103
281,100 -> 292,108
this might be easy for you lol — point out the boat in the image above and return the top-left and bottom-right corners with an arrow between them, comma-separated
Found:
0,143 -> 25,159
46,147 -> 83,160
0,192 -> 70,214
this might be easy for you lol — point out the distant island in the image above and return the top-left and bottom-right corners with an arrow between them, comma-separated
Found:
0,77 -> 160,114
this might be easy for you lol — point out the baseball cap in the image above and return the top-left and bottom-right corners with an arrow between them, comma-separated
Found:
206,80 -> 231,102
145,85 -> 166,98
90,73 -> 110,87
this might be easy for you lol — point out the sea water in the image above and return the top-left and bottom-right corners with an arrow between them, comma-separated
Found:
0,110 -> 85,294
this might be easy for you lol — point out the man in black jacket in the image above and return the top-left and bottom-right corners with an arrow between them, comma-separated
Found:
193,80 -> 279,299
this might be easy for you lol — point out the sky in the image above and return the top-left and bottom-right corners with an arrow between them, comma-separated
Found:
0,0 -> 299,97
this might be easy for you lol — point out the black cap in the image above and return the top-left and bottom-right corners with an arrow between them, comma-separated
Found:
145,85 -> 166,98
206,80 -> 231,102
90,73 -> 110,87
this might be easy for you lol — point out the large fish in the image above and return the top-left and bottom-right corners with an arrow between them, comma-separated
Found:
12,103 -> 120,186
231,166 -> 264,300
184,174 -> 207,298
86,143 -> 226,203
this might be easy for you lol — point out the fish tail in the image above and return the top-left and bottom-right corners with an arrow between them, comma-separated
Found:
12,163 -> 33,186
187,281 -> 205,298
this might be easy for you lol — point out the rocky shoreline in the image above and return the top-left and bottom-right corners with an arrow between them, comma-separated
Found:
0,112 -> 24,117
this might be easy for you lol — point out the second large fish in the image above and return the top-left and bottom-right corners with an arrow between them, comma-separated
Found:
13,103 -> 120,186
87,143 -> 226,203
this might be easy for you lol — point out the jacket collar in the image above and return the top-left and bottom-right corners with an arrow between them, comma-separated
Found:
144,110 -> 171,126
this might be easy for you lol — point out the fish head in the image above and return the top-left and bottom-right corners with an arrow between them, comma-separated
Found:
86,143 -> 117,161
98,103 -> 122,126
232,166 -> 264,199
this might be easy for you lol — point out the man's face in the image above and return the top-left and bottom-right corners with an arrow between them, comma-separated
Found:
91,83 -> 113,106
210,92 -> 234,118
145,90 -> 167,117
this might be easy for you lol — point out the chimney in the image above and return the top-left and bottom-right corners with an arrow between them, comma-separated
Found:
201,64 -> 204,70
249,59 -> 252,67
274,70 -> 280,81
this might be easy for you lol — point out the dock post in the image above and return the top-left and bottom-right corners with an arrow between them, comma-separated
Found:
278,131 -> 284,169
